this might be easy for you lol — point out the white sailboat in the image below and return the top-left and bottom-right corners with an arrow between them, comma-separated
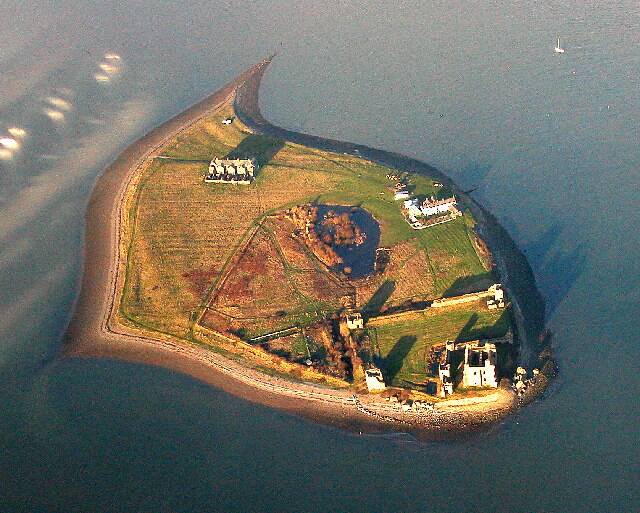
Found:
554,37 -> 565,53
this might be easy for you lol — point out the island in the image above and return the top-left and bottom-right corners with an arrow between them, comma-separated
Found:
64,57 -> 555,436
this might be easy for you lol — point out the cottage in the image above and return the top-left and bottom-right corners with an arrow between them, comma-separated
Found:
365,367 -> 386,392
462,341 -> 498,388
205,158 -> 256,184
394,190 -> 410,201
421,196 -> 457,217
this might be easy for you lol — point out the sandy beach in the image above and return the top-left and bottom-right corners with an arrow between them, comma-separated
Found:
63,57 -> 548,437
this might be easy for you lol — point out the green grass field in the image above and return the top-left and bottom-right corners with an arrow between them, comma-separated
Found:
370,303 -> 510,387
415,215 -> 493,296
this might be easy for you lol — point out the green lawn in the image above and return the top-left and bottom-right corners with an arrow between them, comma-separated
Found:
416,215 -> 493,295
371,303 -> 511,387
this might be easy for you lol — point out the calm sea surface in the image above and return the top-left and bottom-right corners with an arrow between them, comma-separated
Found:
1,1 -> 638,511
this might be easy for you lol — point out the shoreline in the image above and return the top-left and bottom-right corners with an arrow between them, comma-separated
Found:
63,56 -> 550,438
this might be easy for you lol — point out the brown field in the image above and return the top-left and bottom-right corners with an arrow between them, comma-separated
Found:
121,158 -> 262,336
388,243 -> 437,303
266,217 -> 315,270
119,100 -> 347,338
264,216 -> 354,304
211,229 -> 295,316
292,269 -> 353,305
255,163 -> 340,211
355,240 -> 437,312
203,214 -> 355,338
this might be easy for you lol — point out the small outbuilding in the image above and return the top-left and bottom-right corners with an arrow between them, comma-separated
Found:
487,283 -> 506,309
438,340 -> 455,397
345,311 -> 364,330
365,367 -> 386,392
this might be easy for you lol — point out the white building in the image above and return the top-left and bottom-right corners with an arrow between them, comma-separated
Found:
365,367 -> 386,392
438,363 -> 453,397
403,198 -> 423,218
394,190 -> 410,201
345,312 -> 364,330
462,341 -> 498,388
487,283 -> 506,309
421,196 -> 457,217
205,158 -> 256,184
438,340 -> 455,397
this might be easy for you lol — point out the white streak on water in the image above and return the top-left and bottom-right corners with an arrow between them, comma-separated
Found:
0,137 -> 19,149
46,97 -> 72,111
8,127 -> 27,138
0,99 -> 155,243
96,52 -> 123,81
99,63 -> 118,74
43,108 -> 65,121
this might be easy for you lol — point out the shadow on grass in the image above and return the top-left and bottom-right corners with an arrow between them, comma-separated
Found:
383,335 -> 416,383
442,273 -> 495,297
456,313 -> 478,341
225,133 -> 284,167
362,280 -> 395,314
454,309 -> 511,343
